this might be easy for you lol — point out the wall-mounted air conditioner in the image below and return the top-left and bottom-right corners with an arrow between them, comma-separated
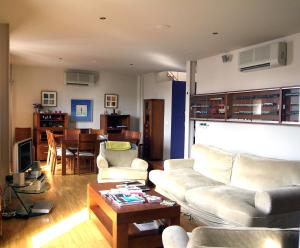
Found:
64,70 -> 97,86
239,42 -> 287,72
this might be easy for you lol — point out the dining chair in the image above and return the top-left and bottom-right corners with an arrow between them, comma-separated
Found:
90,129 -> 106,135
48,131 -> 75,175
46,129 -> 54,167
64,128 -> 81,139
122,130 -> 141,145
75,134 -> 98,174
64,128 -> 81,151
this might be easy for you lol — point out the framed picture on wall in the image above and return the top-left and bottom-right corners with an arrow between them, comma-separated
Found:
104,94 -> 118,108
71,99 -> 93,122
41,91 -> 57,107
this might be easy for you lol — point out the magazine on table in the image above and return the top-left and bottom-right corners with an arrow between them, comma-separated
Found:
99,185 -> 162,207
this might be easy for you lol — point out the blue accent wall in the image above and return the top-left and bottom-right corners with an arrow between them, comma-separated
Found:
171,80 -> 186,158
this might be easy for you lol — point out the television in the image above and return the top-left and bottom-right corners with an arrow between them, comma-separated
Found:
13,138 -> 33,173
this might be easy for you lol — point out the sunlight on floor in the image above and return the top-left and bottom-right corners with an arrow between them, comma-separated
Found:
32,208 -> 88,248
264,238 -> 281,248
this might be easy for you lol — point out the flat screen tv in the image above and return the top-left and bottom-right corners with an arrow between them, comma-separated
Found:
13,138 -> 33,173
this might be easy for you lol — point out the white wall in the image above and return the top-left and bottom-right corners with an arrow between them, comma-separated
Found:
142,73 -> 172,160
195,32 -> 300,160
12,65 -> 139,133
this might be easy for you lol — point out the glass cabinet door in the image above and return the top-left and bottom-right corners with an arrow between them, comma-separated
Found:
227,89 -> 280,122
282,87 -> 300,123
190,94 -> 226,120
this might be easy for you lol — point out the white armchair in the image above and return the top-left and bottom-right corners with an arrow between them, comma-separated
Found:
97,142 -> 148,183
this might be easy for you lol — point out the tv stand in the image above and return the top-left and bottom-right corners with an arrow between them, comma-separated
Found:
5,173 -> 53,218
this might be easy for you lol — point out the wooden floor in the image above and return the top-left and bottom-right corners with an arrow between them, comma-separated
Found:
1,165 -> 197,248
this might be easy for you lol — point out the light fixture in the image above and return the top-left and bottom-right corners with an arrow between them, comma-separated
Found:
212,32 -> 219,35
129,63 -> 134,66
99,17 -> 107,20
156,24 -> 171,30
58,57 -> 63,62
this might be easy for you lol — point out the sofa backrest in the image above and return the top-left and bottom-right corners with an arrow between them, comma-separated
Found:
191,144 -> 234,184
100,142 -> 138,167
231,153 -> 300,191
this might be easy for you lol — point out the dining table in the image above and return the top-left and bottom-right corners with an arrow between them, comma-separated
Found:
59,135 -> 107,175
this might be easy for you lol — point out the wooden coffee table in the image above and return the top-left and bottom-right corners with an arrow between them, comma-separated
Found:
87,182 -> 180,248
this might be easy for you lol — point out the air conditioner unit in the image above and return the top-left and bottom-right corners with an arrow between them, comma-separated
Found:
64,70 -> 97,86
239,42 -> 287,72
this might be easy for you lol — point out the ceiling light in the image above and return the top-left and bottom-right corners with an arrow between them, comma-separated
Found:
212,32 -> 219,35
156,24 -> 171,30
129,64 -> 134,66
99,17 -> 107,20
58,57 -> 63,62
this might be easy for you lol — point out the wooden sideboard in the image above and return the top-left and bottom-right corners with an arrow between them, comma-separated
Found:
100,114 -> 130,134
33,113 -> 69,161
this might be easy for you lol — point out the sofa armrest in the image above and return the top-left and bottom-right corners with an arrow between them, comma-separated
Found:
162,226 -> 189,248
97,154 -> 109,169
164,159 -> 194,171
131,158 -> 148,171
255,186 -> 300,215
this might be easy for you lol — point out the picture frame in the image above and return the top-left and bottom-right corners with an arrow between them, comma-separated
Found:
71,99 -> 93,122
104,94 -> 118,108
41,91 -> 57,107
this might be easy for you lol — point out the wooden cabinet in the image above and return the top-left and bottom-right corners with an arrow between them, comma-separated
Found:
143,99 -> 164,160
100,114 -> 130,134
33,113 -> 69,160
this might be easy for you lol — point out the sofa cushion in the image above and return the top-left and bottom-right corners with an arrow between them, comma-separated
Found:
149,168 -> 223,202
191,144 -> 234,184
187,226 -> 299,248
231,154 -> 300,191
98,167 -> 147,180
185,185 -> 263,226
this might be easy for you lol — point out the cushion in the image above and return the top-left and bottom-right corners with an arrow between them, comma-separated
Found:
98,167 -> 147,180
188,226 -> 299,248
191,144 -> 234,184
57,148 -> 73,156
105,141 -> 131,151
149,168 -> 223,202
231,153 -> 300,191
255,186 -> 300,215
75,151 -> 94,156
185,185 -> 262,226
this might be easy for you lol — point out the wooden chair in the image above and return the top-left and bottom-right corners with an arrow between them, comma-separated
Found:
64,129 -> 81,151
46,130 -> 53,167
76,134 -> 98,174
90,129 -> 106,135
48,131 -> 75,175
122,130 -> 141,145
64,128 -> 81,140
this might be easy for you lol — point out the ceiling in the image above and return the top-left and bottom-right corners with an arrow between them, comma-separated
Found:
1,0 -> 300,74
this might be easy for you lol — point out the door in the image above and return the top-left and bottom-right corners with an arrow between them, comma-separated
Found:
171,81 -> 186,159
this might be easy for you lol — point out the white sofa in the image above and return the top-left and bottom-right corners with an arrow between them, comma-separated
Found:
97,142 -> 148,183
149,144 -> 300,227
162,225 -> 299,248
